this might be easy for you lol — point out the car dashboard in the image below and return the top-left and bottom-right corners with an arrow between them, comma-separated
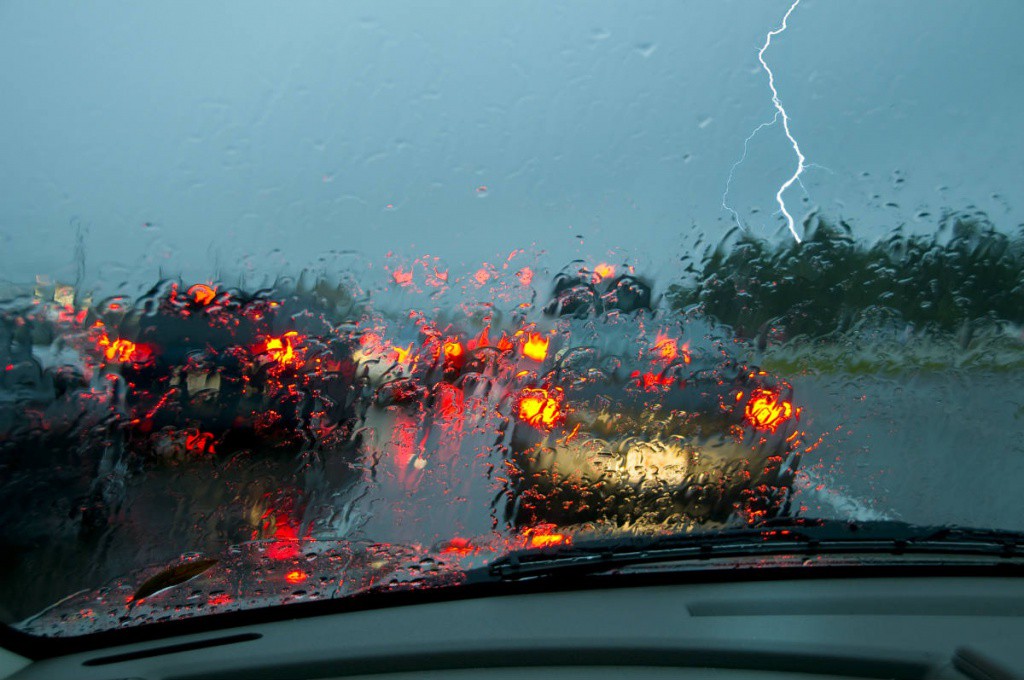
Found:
2,574 -> 1023,680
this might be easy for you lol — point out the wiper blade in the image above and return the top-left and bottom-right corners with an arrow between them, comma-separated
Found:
481,518 -> 1024,582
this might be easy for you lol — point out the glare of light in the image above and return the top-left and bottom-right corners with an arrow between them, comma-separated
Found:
522,333 -> 549,362
593,263 -> 615,281
652,333 -> 688,363
524,524 -> 571,548
261,331 -> 302,367
442,339 -> 463,360
744,388 -> 794,433
440,537 -> 474,556
516,388 -> 564,429
391,343 -> 413,364
263,513 -> 300,560
529,533 -> 568,548
285,570 -> 308,584
97,333 -> 153,365
187,284 -> 217,306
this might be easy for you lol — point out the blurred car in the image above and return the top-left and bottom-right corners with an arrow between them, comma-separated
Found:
3,268 -> 801,556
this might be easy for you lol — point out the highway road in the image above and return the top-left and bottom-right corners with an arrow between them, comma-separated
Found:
791,370 -> 1024,532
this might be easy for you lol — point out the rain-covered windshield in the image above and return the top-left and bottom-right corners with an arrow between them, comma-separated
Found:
1,1 -> 1022,640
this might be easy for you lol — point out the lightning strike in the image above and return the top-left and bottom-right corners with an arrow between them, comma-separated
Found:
761,0 -> 807,243
722,111 -> 779,230
724,0 -> 807,243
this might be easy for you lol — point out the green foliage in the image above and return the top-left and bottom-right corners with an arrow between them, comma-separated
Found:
668,213 -> 1024,340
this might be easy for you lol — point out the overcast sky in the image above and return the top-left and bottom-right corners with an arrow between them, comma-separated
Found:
1,0 -> 1022,289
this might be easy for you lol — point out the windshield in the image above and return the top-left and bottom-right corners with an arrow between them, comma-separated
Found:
1,0 -> 1022,645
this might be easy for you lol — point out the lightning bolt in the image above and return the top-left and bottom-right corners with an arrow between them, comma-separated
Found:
762,0 -> 807,243
723,0 -> 807,244
722,111 -> 779,230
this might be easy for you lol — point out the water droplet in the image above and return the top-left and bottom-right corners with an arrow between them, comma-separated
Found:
634,43 -> 657,58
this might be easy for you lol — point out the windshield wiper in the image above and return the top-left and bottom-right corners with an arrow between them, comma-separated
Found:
480,518 -> 1024,582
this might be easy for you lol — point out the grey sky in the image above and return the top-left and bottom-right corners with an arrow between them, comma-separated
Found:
1,0 -> 1022,289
